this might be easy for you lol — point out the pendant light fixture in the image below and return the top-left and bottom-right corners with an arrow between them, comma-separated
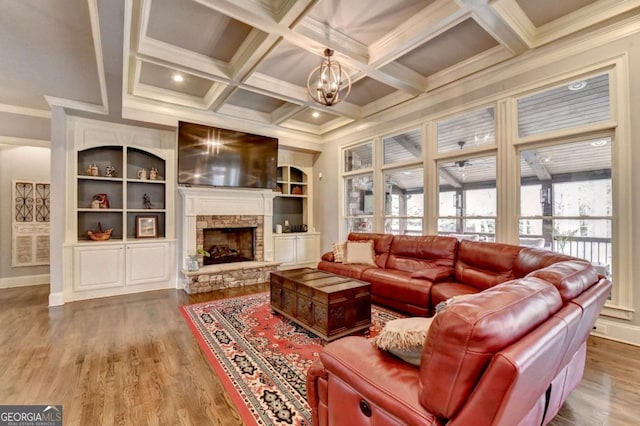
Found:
307,48 -> 351,106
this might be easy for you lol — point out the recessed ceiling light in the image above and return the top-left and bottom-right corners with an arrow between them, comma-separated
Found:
591,140 -> 608,147
311,111 -> 320,118
172,74 -> 184,83
567,81 -> 587,91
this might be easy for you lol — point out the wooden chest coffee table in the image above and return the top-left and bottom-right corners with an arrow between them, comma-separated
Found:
270,268 -> 372,341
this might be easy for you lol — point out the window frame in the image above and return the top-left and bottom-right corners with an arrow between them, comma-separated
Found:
337,60 -> 632,320
510,66 -> 631,319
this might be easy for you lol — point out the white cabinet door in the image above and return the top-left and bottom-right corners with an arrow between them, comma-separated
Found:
73,245 -> 125,290
274,234 -> 319,269
126,243 -> 170,285
296,235 -> 318,265
274,236 -> 297,268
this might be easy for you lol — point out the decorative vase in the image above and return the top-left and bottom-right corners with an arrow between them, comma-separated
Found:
187,256 -> 199,272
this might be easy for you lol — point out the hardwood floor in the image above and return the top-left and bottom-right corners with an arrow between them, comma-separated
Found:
1,284 -> 638,425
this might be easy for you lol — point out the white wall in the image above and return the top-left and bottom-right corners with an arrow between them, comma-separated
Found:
0,144 -> 51,287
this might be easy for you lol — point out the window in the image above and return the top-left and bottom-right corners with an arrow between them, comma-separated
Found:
438,155 -> 496,240
436,106 -> 495,153
383,129 -> 422,164
519,138 -> 612,276
344,143 -> 372,172
383,168 -> 424,235
344,173 -> 374,234
517,74 -> 610,137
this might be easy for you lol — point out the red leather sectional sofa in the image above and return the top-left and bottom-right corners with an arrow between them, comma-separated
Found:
309,232 -> 611,425
318,232 -> 589,316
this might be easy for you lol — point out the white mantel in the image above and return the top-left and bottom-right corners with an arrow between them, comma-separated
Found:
177,186 -> 277,267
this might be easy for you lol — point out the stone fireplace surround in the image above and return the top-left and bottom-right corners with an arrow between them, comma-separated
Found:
178,187 -> 279,294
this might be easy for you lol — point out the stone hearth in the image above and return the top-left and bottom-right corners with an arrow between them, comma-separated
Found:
182,261 -> 279,294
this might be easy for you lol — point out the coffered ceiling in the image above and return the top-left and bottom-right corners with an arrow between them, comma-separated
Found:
0,0 -> 638,144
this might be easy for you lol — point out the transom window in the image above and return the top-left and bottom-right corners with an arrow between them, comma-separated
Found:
517,74 -> 610,137
436,106 -> 495,153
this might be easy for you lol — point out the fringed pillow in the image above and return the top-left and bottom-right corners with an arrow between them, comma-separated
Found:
331,242 -> 346,263
370,317 -> 433,366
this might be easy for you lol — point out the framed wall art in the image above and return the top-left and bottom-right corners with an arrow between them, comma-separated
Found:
135,215 -> 158,238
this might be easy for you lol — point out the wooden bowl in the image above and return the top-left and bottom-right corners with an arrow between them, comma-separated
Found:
87,229 -> 113,241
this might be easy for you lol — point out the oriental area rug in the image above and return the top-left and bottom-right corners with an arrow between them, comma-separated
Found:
180,292 -> 402,426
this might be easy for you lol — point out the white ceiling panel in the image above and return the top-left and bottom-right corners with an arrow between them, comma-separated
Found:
139,61 -> 214,97
395,19 -> 500,77
516,0 -> 599,27
308,0 -> 433,45
147,0 -> 253,61
0,0 -> 637,140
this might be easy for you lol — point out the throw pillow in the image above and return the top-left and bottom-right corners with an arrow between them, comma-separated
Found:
343,240 -> 376,266
331,242 -> 346,263
370,317 -> 433,366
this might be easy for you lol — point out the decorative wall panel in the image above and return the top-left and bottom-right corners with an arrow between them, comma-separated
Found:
12,180 -> 50,267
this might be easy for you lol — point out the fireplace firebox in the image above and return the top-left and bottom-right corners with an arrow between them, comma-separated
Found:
202,227 -> 256,265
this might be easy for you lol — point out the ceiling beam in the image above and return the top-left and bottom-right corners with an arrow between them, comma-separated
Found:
368,0 -> 466,66
521,150 -> 552,180
393,134 -> 422,159
270,103 -> 306,125
457,0 -> 529,55
439,167 -> 462,188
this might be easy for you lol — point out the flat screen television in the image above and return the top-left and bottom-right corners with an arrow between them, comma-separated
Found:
177,121 -> 278,189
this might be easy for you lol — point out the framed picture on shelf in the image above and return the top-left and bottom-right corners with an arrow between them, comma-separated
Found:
135,215 -> 158,238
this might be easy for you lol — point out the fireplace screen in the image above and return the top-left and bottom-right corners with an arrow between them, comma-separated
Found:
203,226 -> 255,265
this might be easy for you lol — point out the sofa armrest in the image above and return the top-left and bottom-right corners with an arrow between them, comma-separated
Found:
321,251 -> 335,262
317,336 -> 436,425
307,359 -> 328,426
410,266 -> 454,282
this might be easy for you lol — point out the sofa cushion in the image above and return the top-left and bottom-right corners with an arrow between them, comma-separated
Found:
348,232 -> 394,268
514,247 -> 575,278
363,269 -> 432,311
419,278 -> 562,419
317,260 -> 375,280
526,260 -> 599,302
454,240 -> 522,290
385,235 -> 458,273
410,266 -> 454,282
430,281 -> 481,307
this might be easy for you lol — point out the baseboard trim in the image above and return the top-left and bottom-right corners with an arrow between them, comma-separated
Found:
592,318 -> 640,347
0,274 -> 50,289
48,292 -> 64,307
